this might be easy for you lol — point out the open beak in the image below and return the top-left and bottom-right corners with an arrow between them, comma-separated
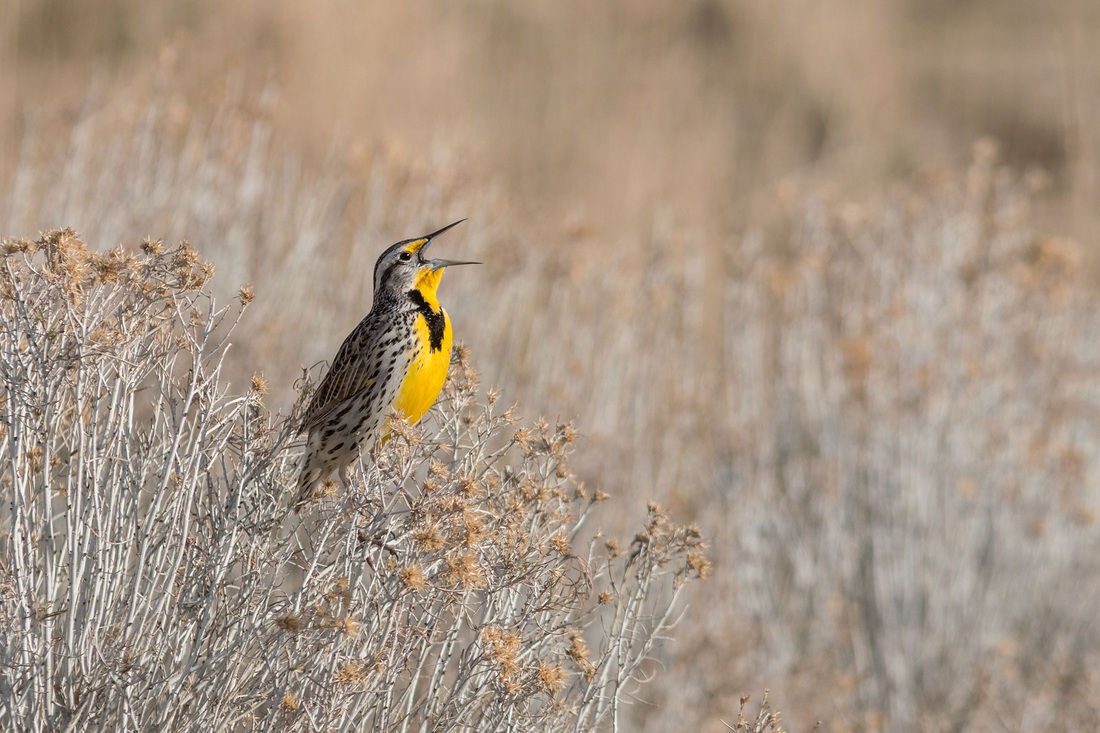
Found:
424,255 -> 477,269
416,219 -> 480,270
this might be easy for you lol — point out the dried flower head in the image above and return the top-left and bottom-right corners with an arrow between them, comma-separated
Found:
334,661 -> 368,687
686,551 -> 712,580
385,410 -> 420,446
445,550 -> 486,589
457,473 -> 481,499
514,428 -> 534,455
462,512 -> 487,548
279,691 -> 299,712
411,524 -> 444,552
549,532 -> 571,556
481,626 -> 522,691
566,632 -> 595,681
399,564 -> 428,590
249,372 -> 270,395
535,661 -> 566,694
173,242 -> 201,270
3,236 -> 37,255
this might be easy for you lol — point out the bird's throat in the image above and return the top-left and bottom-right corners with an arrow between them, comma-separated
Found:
413,268 -> 443,308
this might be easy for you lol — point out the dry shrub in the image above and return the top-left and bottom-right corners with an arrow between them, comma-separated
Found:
0,230 -> 710,731
665,145 -> 1100,733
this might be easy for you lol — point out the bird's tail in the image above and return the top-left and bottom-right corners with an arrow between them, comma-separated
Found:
293,438 -> 327,512
292,467 -> 323,513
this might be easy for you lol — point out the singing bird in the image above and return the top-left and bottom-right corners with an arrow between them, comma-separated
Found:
294,220 -> 476,508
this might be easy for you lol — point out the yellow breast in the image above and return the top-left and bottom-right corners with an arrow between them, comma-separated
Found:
393,308 -> 453,424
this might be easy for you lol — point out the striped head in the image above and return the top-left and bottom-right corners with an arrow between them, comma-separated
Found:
371,220 -> 477,305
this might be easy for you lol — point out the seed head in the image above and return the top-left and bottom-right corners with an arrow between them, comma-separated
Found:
457,473 -> 481,498
549,532 -> 571,556
567,632 -> 595,680
445,550 -> 486,589
481,626 -> 522,690
462,512 -> 487,548
514,428 -> 534,454
334,661 -> 369,687
686,551 -> 712,580
173,242 -> 200,269
411,524 -> 444,552
249,372 -> 269,395
536,661 -> 566,694
399,564 -> 428,590
3,237 -> 37,255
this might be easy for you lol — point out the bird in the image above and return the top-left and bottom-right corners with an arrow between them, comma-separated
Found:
294,220 -> 476,509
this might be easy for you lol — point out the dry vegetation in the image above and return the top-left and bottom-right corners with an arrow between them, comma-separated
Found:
0,229 -> 711,731
3,1 -> 1100,732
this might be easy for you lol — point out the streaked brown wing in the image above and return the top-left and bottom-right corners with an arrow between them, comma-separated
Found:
299,312 -> 387,434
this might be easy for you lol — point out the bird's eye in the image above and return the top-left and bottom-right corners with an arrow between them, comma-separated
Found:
399,252 -> 413,262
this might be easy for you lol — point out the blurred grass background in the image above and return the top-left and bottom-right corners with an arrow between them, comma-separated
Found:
3,1 -> 1100,731
4,0 -> 1099,239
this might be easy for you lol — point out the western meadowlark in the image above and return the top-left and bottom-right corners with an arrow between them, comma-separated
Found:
294,220 -> 476,508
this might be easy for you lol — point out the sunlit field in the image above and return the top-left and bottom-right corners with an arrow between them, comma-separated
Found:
3,2 -> 1100,731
